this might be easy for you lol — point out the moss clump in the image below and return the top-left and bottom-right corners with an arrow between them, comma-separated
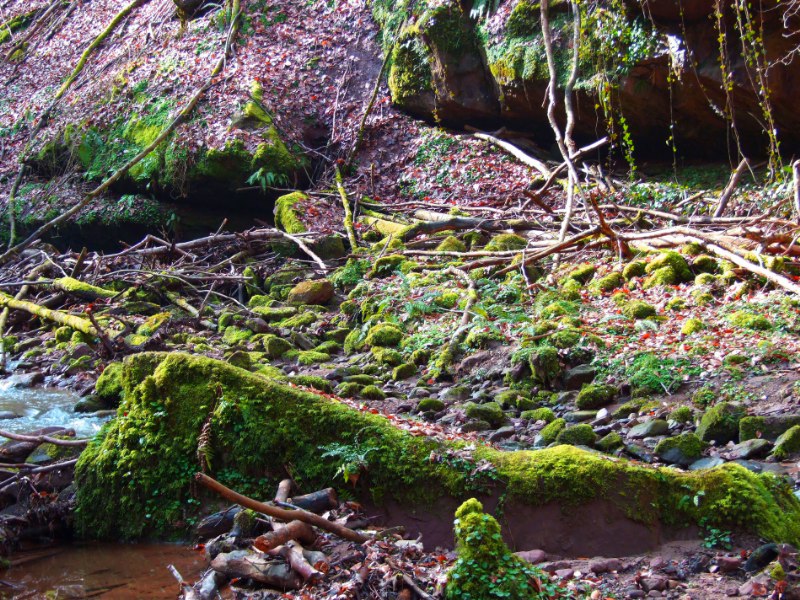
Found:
556,424 -> 596,447
654,433 -> 705,465
692,255 -> 718,274
691,289 -> 714,306
411,348 -> 431,366
53,277 -> 117,300
622,300 -> 656,320
772,426 -> 800,460
560,278 -> 582,301
539,418 -> 566,444
666,297 -> 686,311
727,311 -> 771,331
612,399 -> 645,418
597,432 -> 624,453
645,251 -> 692,282
371,346 -> 403,366
434,291 -> 460,309
54,326 -> 73,344
575,384 -> 617,410
313,340 -> 341,355
694,273 -> 716,286
484,233 -> 527,252
681,318 -> 705,335
75,354 -> 800,545
418,398 -> 445,413
274,192 -> 308,234
369,254 -> 406,278
643,266 -> 678,289
365,323 -> 404,347
436,236 -> 466,252
465,402 -> 506,428
387,29 -> 433,105
550,327 -> 581,349
563,263 -> 595,285
696,402 -> 745,444
137,312 -> 170,337
95,362 -> 125,406
336,382 -> 363,398
392,363 -> 416,380
623,260 -> 646,280
289,375 -> 333,393
279,311 -> 317,329
287,280 -> 334,306
526,345 -> 562,386
297,350 -> 330,365
252,305 -> 297,321
591,272 -> 624,293
522,407 -> 555,423
361,385 -> 387,400
223,326 -> 254,345
262,334 -> 293,358
669,406 -> 694,424
692,386 -> 716,408
446,499 -> 550,600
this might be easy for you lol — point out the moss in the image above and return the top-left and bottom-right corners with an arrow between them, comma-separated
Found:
484,233 -> 527,252
392,363 -> 416,380
0,11 -> 34,45
694,273 -> 716,286
371,346 -> 403,366
365,323 -> 404,347
411,348 -> 431,366
222,326 -> 254,345
418,398 -> 445,413
691,289 -> 714,306
560,278 -> 582,301
522,407 -> 556,423
388,29 -> 433,105
287,279 -> 334,306
274,192 -> 308,234
597,432 -> 624,453
53,277 -> 117,300
645,251 -> 692,282
556,424 -> 596,447
527,345 -> 561,386
297,350 -> 330,365
361,385 -> 387,400
772,426 -> 800,460
252,305 -> 297,321
314,340 -> 341,355
262,334 -> 292,358
539,418 -> 566,444
682,242 -> 704,256
465,402 -> 506,428
622,300 -> 656,320
369,254 -> 405,278
550,327 -> 581,349
74,354 -> 800,544
654,433 -> 705,463
575,384 -> 616,410
696,402 -> 745,444
336,381 -> 363,398
727,311 -> 771,331
446,499 -> 549,600
279,311 -> 317,328
435,236 -> 466,253
55,326 -> 73,343
643,266 -> 678,289
289,375 -> 333,393
591,272 -> 624,293
95,362 -> 125,405
681,318 -> 705,335
623,260 -> 646,280
669,406 -> 694,424
612,399 -> 644,418
692,255 -> 718,274
434,291 -> 460,309
563,263 -> 596,285
137,312 -> 170,337
692,386 -> 716,408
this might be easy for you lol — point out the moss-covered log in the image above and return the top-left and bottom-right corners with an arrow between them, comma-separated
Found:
0,293 -> 97,336
74,353 -> 800,547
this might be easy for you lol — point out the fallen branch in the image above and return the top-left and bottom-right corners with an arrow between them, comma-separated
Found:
195,472 -> 369,543
0,429 -> 87,447
0,293 -> 97,337
713,158 -> 749,218
334,167 -> 359,252
473,132 -> 551,178
253,519 -> 317,553
272,229 -> 328,272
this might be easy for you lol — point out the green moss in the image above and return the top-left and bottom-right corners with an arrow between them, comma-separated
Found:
314,340 -> 341,355
591,272 -> 624,293
682,242 -> 704,256
262,334 -> 292,358
336,381 -> 363,398
727,311 -> 771,331
692,386 -> 716,408
55,326 -> 73,343
289,375 -> 333,393
645,251 -> 692,282
287,279 -> 333,306
643,266 -> 677,289
279,311 -> 317,328
692,255 -> 718,274
274,192 -> 308,234
522,407 -> 555,422
539,418 -> 566,444
612,399 -> 645,419
622,300 -> 656,320
550,327 -> 581,349
411,348 -> 431,366
446,499 -> 549,600
365,323 -> 404,347
297,350 -> 330,365
654,433 -> 705,463
597,432 -> 624,453
484,233 -> 527,252
772,426 -> 800,460
669,406 -> 694,424
623,260 -> 646,280
0,12 -> 34,45
691,289 -> 714,306
556,424 -> 596,447
696,402 -> 745,444
563,263 -> 595,285
575,384 -> 616,410
137,312 -> 170,337
681,318 -> 705,335
95,362 -> 125,405
436,236 -> 466,253
392,363 -> 416,380
388,29 -> 433,105
465,402 -> 506,428
560,278 -> 582,301
252,306 -> 297,321
369,254 -> 406,278
694,273 -> 717,286
371,346 -> 403,366
223,326 -> 254,345
361,385 -> 387,400
527,345 -> 561,386
418,398 -> 445,413
53,277 -> 117,300
434,291 -> 460,309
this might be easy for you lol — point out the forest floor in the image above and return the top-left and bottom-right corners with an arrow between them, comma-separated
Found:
1,0 -> 800,599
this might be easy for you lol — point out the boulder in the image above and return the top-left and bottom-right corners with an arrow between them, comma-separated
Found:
286,279 -> 334,306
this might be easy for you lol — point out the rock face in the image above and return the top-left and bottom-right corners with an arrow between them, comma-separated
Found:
377,0 -> 800,156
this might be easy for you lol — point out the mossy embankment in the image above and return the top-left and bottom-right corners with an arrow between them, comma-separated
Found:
75,352 -> 800,548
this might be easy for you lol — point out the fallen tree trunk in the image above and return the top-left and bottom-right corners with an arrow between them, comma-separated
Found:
210,550 -> 302,589
0,293 -> 97,336
253,520 -> 317,553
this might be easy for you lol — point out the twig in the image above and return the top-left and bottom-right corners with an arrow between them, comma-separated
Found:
334,167 -> 359,251
713,158 -> 749,218
0,429 -> 87,447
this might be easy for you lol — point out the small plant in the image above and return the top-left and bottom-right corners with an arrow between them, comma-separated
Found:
320,440 -> 376,486
701,518 -> 733,550
247,167 -> 289,192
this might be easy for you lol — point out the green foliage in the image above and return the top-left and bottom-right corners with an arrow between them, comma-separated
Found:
626,353 -> 686,395
621,300 -> 656,320
727,310 -> 772,331
274,192 -> 308,234
484,233 -> 527,252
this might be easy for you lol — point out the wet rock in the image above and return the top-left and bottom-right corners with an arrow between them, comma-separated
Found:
516,549 -> 547,564
461,419 -> 491,432
727,438 -> 772,460
744,543 -> 779,573
732,459 -> 763,473
554,568 -> 574,579
74,395 -> 106,413
625,444 -> 654,462
629,419 -> 669,438
563,364 -> 596,390
0,371 -> 44,389
564,410 -> 597,422
689,456 -> 725,470
488,426 -> 516,442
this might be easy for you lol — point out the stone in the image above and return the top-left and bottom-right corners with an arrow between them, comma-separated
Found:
0,411 -> 18,420
563,364 -> 597,390
640,577 -> 668,592
515,549 -> 547,564
589,558 -> 623,574
717,556 -> 743,573
286,279 -> 334,305
554,568 -> 574,579
488,426 -> 516,442
689,457 -> 725,470
727,438 -> 772,460
0,372 -> 44,389
732,459 -> 763,473
564,410 -> 597,422
744,544 -> 779,573
628,419 -> 669,438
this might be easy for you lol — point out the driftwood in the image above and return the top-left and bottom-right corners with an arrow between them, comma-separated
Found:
253,519 -> 317,552
195,473 -> 369,543
275,478 -> 293,504
210,550 -> 302,589
473,132 -> 551,178
0,293 -> 98,336
267,540 -> 323,583
285,487 -> 338,513
713,158 -> 749,218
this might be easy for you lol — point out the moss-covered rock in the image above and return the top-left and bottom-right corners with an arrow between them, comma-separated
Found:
446,499 -> 550,599
465,402 -> 506,428
251,305 -> 297,321
696,402 -> 745,444
556,424 -> 596,447
643,266 -> 678,289
371,346 -> 403,366
575,384 -> 617,410
222,326 -> 254,346
560,278 -> 582,301
418,398 -> 445,413
484,233 -> 527,252
623,260 -> 646,280
539,418 -> 566,444
361,385 -> 387,400
622,300 -> 656,320
369,254 -> 406,278
669,406 -> 694,424
274,192 -> 308,234
286,279 -> 334,306
692,255 -> 718,274
727,311 -> 771,331
392,363 -> 416,380
262,334 -> 293,358
436,236 -> 467,252
612,398 -> 645,419
591,272 -> 624,293
74,353 -> 800,545
654,433 -> 705,466
297,350 -> 330,365
365,323 -> 404,347
521,407 -> 555,423
645,251 -> 692,282
597,432 -> 624,453
289,375 -> 333,394
95,362 -> 125,406
772,426 -> 800,460
563,263 -> 595,285
740,415 -> 800,442
681,318 -> 705,335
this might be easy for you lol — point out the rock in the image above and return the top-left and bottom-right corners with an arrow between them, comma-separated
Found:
744,544 -> 779,573
0,411 -> 17,420
74,395 -> 106,413
563,365 -> 596,390
738,578 -> 770,597
740,415 -> 800,442
554,568 -> 574,579
654,433 -> 705,466
564,411 -> 597,422
461,419 -> 491,432
286,279 -> 334,305
488,426 -> 516,442
640,577 -> 668,592
689,457 -> 725,470
624,589 -> 645,599
649,556 -> 667,570
696,402 -> 745,444
717,556 -> 743,573
515,549 -> 547,564
628,419 -> 669,438
0,371 -> 44,389
589,558 -> 623,574
732,459 -> 763,473
727,438 -> 772,460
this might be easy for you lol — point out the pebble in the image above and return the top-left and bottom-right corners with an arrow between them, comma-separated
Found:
515,549 -> 547,564
589,558 -> 623,574
554,568 -> 574,579
624,588 -> 645,598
